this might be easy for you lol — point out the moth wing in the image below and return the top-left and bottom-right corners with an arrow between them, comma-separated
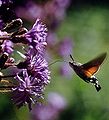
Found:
82,52 -> 107,76
83,66 -> 100,77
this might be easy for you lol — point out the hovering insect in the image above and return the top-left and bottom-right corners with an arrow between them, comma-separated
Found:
69,52 -> 107,92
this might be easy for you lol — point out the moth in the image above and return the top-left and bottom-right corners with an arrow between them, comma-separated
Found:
69,52 -> 107,92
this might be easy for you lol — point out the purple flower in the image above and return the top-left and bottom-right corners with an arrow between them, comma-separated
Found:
14,46 -> 50,110
32,92 -> 67,120
44,1 -> 64,30
25,19 -> 48,53
15,0 -> 69,30
32,104 -> 58,120
17,47 -> 50,76
0,0 -> 51,111
48,92 -> 67,110
17,47 -> 51,84
58,37 -> 73,58
16,1 -> 44,22
12,69 -> 48,110
1,40 -> 13,54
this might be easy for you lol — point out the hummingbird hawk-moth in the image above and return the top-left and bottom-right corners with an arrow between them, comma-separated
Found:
69,53 -> 107,92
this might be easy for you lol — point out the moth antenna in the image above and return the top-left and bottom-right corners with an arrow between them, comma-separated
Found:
48,60 -> 67,67
70,54 -> 74,61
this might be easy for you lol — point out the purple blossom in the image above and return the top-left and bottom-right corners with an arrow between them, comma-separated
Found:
14,46 -> 50,110
1,40 -> 13,54
58,37 -> 73,58
32,104 -> 58,120
24,47 -> 50,84
48,92 -> 67,110
16,0 -> 70,30
45,0 -> 66,21
16,1 -> 44,22
32,105 -> 58,120
44,1 -> 65,30
32,92 -> 67,120
25,19 -> 48,53
12,69 -> 48,110
26,2 -> 43,19
0,0 -> 51,111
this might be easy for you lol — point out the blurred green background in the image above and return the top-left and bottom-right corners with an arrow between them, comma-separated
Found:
49,5 -> 109,120
1,0 -> 109,120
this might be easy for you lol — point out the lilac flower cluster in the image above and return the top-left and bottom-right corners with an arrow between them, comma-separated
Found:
31,92 -> 67,120
0,0 -> 50,110
16,0 -> 70,30
15,0 -> 74,78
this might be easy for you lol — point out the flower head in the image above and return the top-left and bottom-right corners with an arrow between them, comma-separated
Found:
14,46 -> 50,110
28,54 -> 50,84
12,69 -> 48,110
17,46 -> 50,84
0,1 -> 50,111
25,19 -> 48,53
